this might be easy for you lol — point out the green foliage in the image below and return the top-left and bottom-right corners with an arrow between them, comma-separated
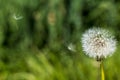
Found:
0,0 -> 120,80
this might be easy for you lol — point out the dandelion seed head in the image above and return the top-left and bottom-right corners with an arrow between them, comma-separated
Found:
81,28 -> 116,59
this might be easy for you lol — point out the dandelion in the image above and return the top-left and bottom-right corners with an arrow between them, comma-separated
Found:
81,27 -> 116,60
81,27 -> 117,80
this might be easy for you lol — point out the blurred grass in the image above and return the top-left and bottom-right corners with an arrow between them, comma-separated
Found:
0,44 -> 119,80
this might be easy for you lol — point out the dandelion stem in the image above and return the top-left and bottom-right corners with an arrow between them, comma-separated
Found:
100,61 -> 105,80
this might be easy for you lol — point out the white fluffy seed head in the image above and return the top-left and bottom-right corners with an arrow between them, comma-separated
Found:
81,28 -> 116,60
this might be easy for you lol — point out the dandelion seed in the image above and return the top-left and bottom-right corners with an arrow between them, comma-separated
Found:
81,27 -> 116,60
13,14 -> 23,20
67,43 -> 76,52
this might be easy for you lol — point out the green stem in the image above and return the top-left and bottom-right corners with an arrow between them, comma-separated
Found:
100,61 -> 105,80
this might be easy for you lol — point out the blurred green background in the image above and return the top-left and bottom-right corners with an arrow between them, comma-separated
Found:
0,0 -> 120,80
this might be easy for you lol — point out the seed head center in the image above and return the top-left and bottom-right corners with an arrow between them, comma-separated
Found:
94,37 -> 105,47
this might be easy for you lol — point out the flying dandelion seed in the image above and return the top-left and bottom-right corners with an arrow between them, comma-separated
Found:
13,14 -> 23,20
67,43 -> 76,52
81,27 -> 116,60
